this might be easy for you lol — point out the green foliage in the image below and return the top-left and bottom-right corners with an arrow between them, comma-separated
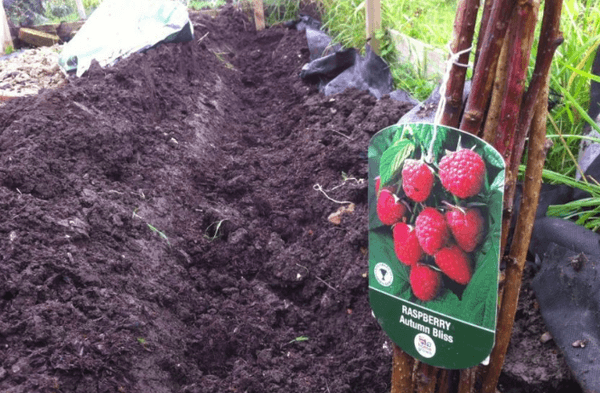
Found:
39,0 -> 104,23
379,139 -> 414,186
204,219 -> 227,241
540,1 -> 600,229
82,0 -> 103,9
263,0 -> 301,25
391,63 -> 437,102
5,0 -> 45,25
544,0 -> 600,178
320,0 -> 366,51
381,0 -> 456,48
288,336 -> 309,343
4,45 -> 15,55
147,223 -> 171,246
189,0 -> 226,11
533,167 -> 600,231
132,208 -> 171,246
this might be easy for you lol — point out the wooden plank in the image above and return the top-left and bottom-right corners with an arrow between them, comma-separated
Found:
18,27 -> 60,47
1,3 -> 13,52
74,0 -> 86,19
389,30 -> 446,78
365,0 -> 381,55
253,0 -> 265,31
28,21 -> 84,43
32,21 -> 85,35
188,9 -> 220,18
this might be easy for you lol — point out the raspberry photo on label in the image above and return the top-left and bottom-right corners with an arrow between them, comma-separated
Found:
368,123 -> 505,369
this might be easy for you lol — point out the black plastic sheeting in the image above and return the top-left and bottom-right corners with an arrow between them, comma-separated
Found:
516,144 -> 600,393
531,242 -> 600,393
289,15 -> 417,104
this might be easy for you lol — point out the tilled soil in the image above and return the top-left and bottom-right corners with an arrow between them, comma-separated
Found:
0,6 -> 578,393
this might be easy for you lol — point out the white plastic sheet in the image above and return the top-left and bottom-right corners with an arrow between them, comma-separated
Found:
58,0 -> 193,76
1,3 -> 13,52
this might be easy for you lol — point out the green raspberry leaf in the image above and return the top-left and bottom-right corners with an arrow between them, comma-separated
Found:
379,140 -> 415,186
411,123 -> 448,162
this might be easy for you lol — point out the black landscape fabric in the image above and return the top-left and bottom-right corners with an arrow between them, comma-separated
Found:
532,242 -> 600,393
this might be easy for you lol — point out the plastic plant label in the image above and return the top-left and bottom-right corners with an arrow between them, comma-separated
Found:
368,123 -> 505,369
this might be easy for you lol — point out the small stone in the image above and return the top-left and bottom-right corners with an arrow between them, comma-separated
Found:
569,252 -> 587,272
228,228 -> 248,245
328,211 -> 342,225
266,233 -> 284,252
327,203 -> 355,225
540,332 -> 553,343
10,359 -> 27,374
572,339 -> 588,348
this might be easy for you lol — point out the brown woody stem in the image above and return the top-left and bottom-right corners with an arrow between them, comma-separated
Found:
487,4 -> 563,391
492,0 -> 540,157
440,0 -> 480,128
507,4 -> 564,179
473,0 -> 493,70
415,363 -> 439,393
482,32 -> 510,144
437,370 -> 451,393
457,367 -> 477,393
391,344 -> 415,393
482,78 -> 552,393
500,0 -> 564,255
459,0 -> 517,135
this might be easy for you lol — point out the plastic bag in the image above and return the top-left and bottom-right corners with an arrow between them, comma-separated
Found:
58,0 -> 193,76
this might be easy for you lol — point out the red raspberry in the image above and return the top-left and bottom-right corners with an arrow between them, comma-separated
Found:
410,264 -> 441,302
434,244 -> 472,285
376,189 -> 406,226
445,207 -> 484,252
402,159 -> 435,203
375,176 -> 381,195
439,149 -> 486,199
415,207 -> 449,255
393,223 -> 423,267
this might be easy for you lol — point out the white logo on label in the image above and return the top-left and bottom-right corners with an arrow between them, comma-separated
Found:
374,263 -> 393,287
414,333 -> 436,358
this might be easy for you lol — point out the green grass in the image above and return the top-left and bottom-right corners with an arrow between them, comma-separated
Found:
263,0 -> 303,26
189,0 -> 226,11
381,0 -> 457,48
41,0 -> 103,23
535,1 -> 600,230
390,61 -> 438,102
545,1 -> 600,174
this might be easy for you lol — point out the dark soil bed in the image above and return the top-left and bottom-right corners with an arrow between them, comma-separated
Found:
0,6 -> 579,393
